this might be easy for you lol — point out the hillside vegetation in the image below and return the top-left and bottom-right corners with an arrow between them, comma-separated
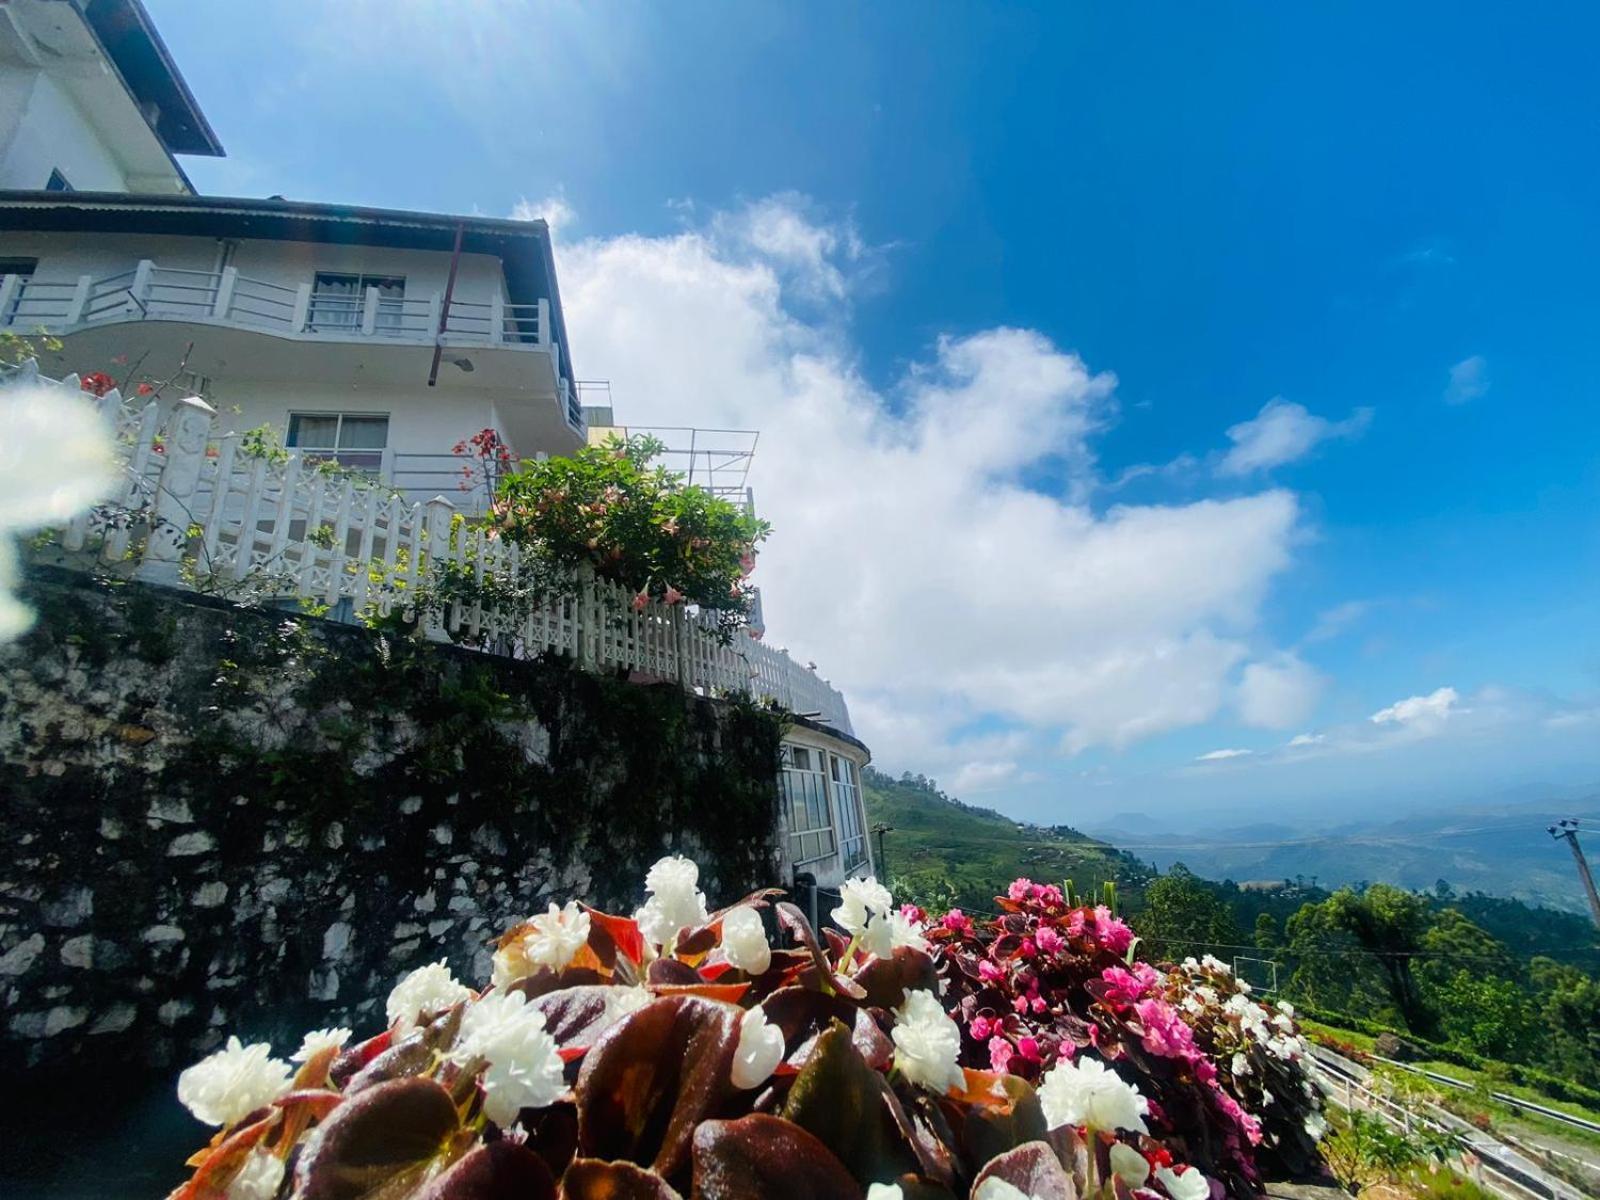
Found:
861,768 -> 1150,912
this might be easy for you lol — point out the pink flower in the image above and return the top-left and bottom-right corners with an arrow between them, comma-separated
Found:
1135,998 -> 1200,1063
1035,926 -> 1065,955
1007,878 -> 1035,902
1016,1036 -> 1042,1063
1064,909 -> 1086,939
1100,966 -> 1148,1008
988,1035 -> 1015,1074
1012,994 -> 1029,1014
900,903 -> 926,924
1030,994 -> 1047,1015
1018,938 -> 1037,960
663,586 -> 684,606
630,590 -> 648,613
1094,906 -> 1135,956
739,552 -> 756,577
978,959 -> 1005,984
941,909 -> 973,935
970,1016 -> 993,1041
1034,883 -> 1065,908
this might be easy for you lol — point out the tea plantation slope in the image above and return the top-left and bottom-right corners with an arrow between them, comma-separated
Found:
861,769 -> 1152,913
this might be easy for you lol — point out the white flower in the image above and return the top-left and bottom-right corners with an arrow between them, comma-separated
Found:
1037,1056 -> 1149,1135
177,1037 -> 293,1127
599,984 -> 653,1032
0,384 -> 117,641
860,909 -> 928,959
1109,1140 -> 1151,1186
634,854 -> 710,948
292,1027 -> 351,1063
493,902 -> 592,988
448,991 -> 565,1125
720,906 -> 772,975
1231,1052 -> 1250,1077
386,960 -> 472,1033
1181,995 -> 1204,1016
1272,1012 -> 1296,1033
1276,1000 -> 1295,1017
226,1149 -> 285,1200
731,1005 -> 785,1089
866,1186 -> 904,1200
890,989 -> 964,1095
974,1180 -> 1032,1200
831,875 -> 893,936
1156,1165 -> 1212,1200
1304,1111 -> 1328,1141
1200,955 -> 1231,974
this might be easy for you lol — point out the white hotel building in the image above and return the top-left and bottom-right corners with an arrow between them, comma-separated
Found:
0,0 -> 873,898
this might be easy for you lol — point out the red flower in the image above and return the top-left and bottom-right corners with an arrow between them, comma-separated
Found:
80,371 -> 117,397
137,382 -> 154,396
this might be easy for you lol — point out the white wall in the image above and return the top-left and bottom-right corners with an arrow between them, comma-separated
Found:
0,71 -> 129,191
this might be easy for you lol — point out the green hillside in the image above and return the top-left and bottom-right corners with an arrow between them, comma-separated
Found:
862,768 -> 1151,912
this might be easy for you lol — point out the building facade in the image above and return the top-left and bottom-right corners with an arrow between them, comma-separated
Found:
0,0 -> 874,895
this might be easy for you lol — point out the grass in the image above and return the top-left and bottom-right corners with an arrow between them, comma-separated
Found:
1304,1018 -> 1600,1157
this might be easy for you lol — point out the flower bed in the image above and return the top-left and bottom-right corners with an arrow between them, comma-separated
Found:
167,867 -> 1325,1199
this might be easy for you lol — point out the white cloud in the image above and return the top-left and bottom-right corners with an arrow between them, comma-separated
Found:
1444,355 -> 1488,404
1196,748 -> 1252,761
1218,398 -> 1372,476
950,760 -> 1022,794
1237,653 -> 1323,729
1287,732 -> 1325,747
1370,686 -> 1460,729
1304,599 -> 1371,644
558,198 -> 1305,769
511,192 -> 578,238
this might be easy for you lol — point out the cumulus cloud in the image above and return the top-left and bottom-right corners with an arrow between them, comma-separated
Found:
1218,398 -> 1372,476
511,192 -> 578,237
1287,732 -> 1325,747
1370,686 -> 1460,729
1196,748 -> 1252,761
557,197 -> 1306,773
1237,653 -> 1323,729
1444,355 -> 1488,404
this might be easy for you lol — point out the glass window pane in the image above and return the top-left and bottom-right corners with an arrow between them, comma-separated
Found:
338,416 -> 389,449
287,413 -> 339,448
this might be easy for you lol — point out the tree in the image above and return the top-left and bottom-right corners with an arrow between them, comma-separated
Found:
1255,911 -> 1281,953
1131,864 -> 1241,962
1320,885 -> 1437,1038
1283,898 -> 1394,1022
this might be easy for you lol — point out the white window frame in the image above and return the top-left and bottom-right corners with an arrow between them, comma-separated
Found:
781,743 -> 838,867
308,272 -> 406,334
831,753 -> 868,872
285,411 -> 390,476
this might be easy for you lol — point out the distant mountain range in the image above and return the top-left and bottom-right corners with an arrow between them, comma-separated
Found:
1080,791 -> 1600,914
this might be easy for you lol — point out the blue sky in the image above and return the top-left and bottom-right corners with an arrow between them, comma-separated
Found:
155,1 -> 1599,825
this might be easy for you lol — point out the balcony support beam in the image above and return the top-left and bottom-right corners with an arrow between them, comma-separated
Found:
64,274 -> 92,325
212,266 -> 238,319
361,286 -> 380,336
290,283 -> 312,332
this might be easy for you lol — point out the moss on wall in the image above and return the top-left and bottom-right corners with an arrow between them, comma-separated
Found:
0,566 -> 783,1079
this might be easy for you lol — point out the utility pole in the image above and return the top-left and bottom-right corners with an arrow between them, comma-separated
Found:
1549,818 -> 1600,930
872,823 -> 893,888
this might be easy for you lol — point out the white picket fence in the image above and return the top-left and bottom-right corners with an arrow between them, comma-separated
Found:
5,362 -> 853,735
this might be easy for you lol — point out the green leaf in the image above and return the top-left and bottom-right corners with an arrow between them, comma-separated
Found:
690,1115 -> 860,1200
779,1019 -> 919,1185
573,995 -> 740,1181
295,1077 -> 460,1200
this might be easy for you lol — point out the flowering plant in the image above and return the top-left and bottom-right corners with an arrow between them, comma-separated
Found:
165,862 -> 1265,1200
927,880 -> 1327,1197
490,434 -> 768,633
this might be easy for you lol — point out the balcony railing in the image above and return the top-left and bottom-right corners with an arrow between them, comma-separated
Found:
0,261 -> 553,352
5,361 -> 855,738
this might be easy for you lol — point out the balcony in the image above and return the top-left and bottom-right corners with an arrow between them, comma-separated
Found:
0,260 -> 587,449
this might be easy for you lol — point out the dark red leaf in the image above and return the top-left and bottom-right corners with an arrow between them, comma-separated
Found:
574,995 -> 740,1180
780,1020 -> 918,1184
647,959 -> 702,987
854,948 -> 939,1010
970,1141 -> 1077,1200
331,1030 -> 391,1088
690,1115 -> 860,1200
758,986 -> 893,1072
774,903 -> 865,1000
415,1142 -> 557,1200
345,1006 -> 464,1097
530,986 -> 626,1053
171,1116 -> 274,1200
939,1070 -> 1047,1177
559,1158 -> 685,1198
508,966 -> 607,1002
294,1077 -> 460,1200
583,905 -> 646,974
